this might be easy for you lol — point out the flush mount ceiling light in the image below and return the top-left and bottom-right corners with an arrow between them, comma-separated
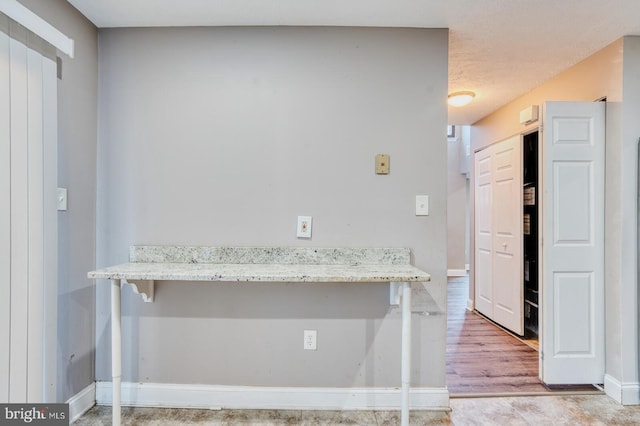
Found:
447,91 -> 476,107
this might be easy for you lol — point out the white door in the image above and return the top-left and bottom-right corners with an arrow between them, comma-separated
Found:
474,135 -> 523,335
491,136 -> 523,335
474,147 -> 493,317
540,101 -> 605,384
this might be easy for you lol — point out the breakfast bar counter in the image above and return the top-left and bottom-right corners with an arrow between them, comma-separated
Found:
89,246 -> 431,426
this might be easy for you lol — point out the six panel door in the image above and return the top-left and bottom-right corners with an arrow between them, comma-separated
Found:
540,101 -> 605,384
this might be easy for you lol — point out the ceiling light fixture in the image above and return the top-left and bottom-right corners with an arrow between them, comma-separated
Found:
447,91 -> 475,107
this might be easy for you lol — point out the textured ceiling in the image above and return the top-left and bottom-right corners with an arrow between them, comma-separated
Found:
66,0 -> 640,124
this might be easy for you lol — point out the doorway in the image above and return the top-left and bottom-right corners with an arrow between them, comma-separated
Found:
447,102 -> 606,393
447,125 -> 543,394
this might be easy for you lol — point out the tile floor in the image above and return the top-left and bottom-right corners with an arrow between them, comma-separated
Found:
75,394 -> 640,425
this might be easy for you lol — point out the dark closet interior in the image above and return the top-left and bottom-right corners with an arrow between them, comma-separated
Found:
523,131 -> 539,339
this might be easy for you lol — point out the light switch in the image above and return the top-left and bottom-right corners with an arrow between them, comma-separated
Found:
57,188 -> 68,211
375,154 -> 390,174
416,195 -> 429,216
297,216 -> 312,238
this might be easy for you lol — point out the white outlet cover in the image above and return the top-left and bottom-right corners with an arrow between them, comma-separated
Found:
297,216 -> 312,238
304,329 -> 317,350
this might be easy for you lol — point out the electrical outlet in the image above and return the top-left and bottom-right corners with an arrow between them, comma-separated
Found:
297,216 -> 312,238
304,330 -> 317,350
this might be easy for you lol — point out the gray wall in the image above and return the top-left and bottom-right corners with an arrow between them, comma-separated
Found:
447,129 -> 469,272
96,27 -> 448,388
614,35 -> 640,398
17,0 -> 98,402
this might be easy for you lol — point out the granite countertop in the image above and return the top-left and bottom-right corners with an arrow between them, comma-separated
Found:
88,262 -> 430,283
129,246 -> 413,265
88,246 -> 431,283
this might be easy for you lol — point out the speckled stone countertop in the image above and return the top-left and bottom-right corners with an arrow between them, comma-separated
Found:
130,246 -> 412,265
88,246 -> 430,283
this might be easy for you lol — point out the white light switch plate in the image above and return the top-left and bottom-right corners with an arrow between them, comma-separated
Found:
297,216 -> 312,238
416,195 -> 429,216
57,188 -> 68,211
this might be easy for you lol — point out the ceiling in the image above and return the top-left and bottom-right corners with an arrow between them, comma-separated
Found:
66,0 -> 640,125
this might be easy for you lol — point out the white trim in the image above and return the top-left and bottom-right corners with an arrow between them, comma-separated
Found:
466,298 -> 474,311
604,374 -> 640,405
465,263 -> 470,271
0,0 -> 74,58
67,382 -> 96,423
95,382 -> 450,411
621,382 -> 640,405
605,374 -> 622,403
447,269 -> 468,277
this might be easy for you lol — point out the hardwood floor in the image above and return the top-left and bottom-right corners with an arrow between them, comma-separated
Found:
446,276 -> 599,395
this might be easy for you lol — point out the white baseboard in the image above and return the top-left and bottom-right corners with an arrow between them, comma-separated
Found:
67,382 -> 96,423
604,374 -> 640,405
466,299 -> 474,311
604,375 -> 621,403
447,269 -> 468,277
95,382 -> 450,411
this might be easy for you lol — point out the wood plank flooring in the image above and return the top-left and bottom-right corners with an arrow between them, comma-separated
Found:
446,276 -> 599,395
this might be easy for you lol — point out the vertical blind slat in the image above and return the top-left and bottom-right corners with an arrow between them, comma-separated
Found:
41,54 -> 57,403
26,46 -> 44,402
8,35 -> 29,404
0,26 -> 11,405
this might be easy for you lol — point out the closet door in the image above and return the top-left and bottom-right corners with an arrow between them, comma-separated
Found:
474,147 -> 494,317
491,137 -> 523,335
540,101 -> 605,384
474,135 -> 523,335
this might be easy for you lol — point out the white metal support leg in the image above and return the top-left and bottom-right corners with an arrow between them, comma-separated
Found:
401,282 -> 411,426
110,279 -> 122,426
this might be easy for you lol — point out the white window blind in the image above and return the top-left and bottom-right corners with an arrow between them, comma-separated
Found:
0,13 -> 58,403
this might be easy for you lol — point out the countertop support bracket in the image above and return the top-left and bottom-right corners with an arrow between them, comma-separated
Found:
125,279 -> 155,302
